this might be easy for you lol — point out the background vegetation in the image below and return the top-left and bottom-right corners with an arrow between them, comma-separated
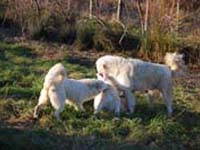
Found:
0,0 -> 199,62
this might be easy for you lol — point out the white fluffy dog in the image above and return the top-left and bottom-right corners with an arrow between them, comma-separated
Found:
93,73 -> 122,116
96,52 -> 185,117
33,63 -> 108,120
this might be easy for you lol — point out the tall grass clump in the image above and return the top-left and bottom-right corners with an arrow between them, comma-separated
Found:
138,0 -> 182,60
76,19 -> 97,50
139,30 -> 179,61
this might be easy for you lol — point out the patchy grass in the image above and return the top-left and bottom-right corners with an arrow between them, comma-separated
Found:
0,41 -> 200,150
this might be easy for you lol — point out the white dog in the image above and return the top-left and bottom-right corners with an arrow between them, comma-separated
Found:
96,52 -> 185,117
93,73 -> 123,116
33,63 -> 108,120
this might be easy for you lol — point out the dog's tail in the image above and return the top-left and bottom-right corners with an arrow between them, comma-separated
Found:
164,52 -> 186,77
43,63 -> 67,89
41,63 -> 66,101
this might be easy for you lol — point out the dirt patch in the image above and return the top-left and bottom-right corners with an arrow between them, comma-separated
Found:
3,112 -> 36,129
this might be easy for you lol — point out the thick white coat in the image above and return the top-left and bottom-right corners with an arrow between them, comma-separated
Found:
33,63 -> 108,120
94,73 -> 122,115
95,53 -> 185,117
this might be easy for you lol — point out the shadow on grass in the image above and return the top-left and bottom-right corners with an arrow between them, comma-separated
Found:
0,42 -> 36,62
0,99 -> 200,150
0,87 -> 38,99
134,102 -> 200,127
65,56 -> 95,68
0,127 -> 149,150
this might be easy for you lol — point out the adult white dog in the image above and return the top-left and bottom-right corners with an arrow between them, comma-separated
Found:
96,53 -> 185,117
94,73 -> 123,116
33,63 -> 108,120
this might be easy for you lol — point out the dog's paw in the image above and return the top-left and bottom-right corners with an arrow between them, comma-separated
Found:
33,114 -> 39,119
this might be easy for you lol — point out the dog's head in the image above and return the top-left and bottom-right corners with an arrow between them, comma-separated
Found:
96,55 -> 125,77
164,52 -> 187,76
95,80 -> 108,92
164,52 -> 185,70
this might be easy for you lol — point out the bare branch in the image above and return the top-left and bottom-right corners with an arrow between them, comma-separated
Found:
34,0 -> 41,16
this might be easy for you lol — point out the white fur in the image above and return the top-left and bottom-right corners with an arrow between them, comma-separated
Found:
33,63 -> 108,120
96,53 -> 185,117
164,52 -> 186,77
63,78 -> 108,111
93,73 -> 122,115
33,63 -> 67,119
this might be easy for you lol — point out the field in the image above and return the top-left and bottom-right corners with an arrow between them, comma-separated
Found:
0,41 -> 200,150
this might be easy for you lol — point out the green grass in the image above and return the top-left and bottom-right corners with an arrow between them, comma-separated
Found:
0,41 -> 200,150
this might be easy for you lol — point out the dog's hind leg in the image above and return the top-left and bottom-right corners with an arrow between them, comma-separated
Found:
161,87 -> 173,117
77,103 -> 86,111
146,90 -> 154,109
49,85 -> 66,120
114,100 -> 121,117
93,102 -> 103,115
124,90 -> 135,113
33,88 -> 49,118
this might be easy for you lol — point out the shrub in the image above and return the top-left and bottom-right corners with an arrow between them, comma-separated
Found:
93,20 -> 140,52
75,18 -> 140,52
59,24 -> 76,44
28,12 -> 77,44
29,14 -> 62,41
76,19 -> 97,50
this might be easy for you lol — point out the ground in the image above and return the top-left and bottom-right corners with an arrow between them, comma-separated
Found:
0,40 -> 200,150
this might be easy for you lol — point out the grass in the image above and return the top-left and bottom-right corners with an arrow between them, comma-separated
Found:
0,41 -> 200,150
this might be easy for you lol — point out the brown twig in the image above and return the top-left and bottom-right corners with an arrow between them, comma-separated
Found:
34,0 -> 41,16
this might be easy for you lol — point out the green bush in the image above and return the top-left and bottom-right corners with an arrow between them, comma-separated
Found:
93,21 -> 140,52
59,25 -> 76,44
29,15 -> 77,44
75,19 -> 140,52
76,19 -> 97,49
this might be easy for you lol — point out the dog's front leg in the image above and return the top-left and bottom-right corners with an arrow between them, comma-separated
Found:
124,90 -> 135,113
146,90 -> 154,109
33,88 -> 49,118
77,103 -> 86,111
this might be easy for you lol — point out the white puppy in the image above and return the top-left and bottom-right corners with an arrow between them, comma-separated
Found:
33,63 -> 108,120
94,73 -> 123,116
96,53 -> 185,117
33,63 -> 67,119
